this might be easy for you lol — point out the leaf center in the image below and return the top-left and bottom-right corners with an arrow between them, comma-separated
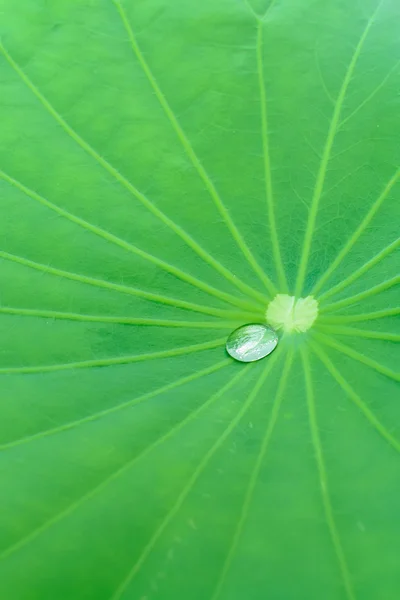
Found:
266,294 -> 318,333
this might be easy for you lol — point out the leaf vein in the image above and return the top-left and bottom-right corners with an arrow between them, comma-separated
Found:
339,58 -> 400,128
313,171 -> 400,296
0,338 -> 226,375
0,250 -> 257,319
315,324 -> 399,342
112,0 -> 276,296
0,359 -> 230,451
0,366 -> 248,562
320,276 -> 399,313
210,349 -> 293,600
318,307 -> 400,324
0,306 -> 246,329
301,347 -> 355,600
311,342 -> 400,452
0,41 -> 266,304
314,332 -> 400,382
110,349 -> 283,600
295,1 -> 383,295
0,169 -> 263,312
257,22 -> 288,291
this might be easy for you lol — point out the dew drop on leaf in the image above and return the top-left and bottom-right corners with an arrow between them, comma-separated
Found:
226,323 -> 278,363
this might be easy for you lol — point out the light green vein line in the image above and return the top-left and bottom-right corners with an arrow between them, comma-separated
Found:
0,337 -> 226,375
0,42 -> 266,306
0,365 -> 249,562
211,348 -> 293,600
257,22 -> 288,292
113,0 -> 277,298
316,324 -> 399,342
315,43 -> 335,105
301,347 -> 355,600
321,164 -> 366,200
110,348 -> 283,600
313,171 -> 400,296
313,332 -> 400,382
317,237 -> 400,303
320,276 -> 399,313
243,0 -> 276,21
243,0 -> 262,21
0,250 -> 260,320
260,0 -> 277,20
339,59 -> 400,128
0,306 -> 247,329
310,341 -> 400,453
0,359 -> 231,452
295,1 -> 383,297
0,170 -> 262,313
318,307 -> 400,324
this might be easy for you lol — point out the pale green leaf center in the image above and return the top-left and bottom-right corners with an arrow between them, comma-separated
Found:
266,294 -> 319,333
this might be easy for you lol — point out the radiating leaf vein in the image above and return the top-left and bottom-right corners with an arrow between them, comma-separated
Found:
0,359 -> 231,451
301,347 -> 355,600
318,307 -> 400,324
313,332 -> 399,382
295,1 -> 384,295
339,59 -> 400,128
315,325 -> 399,342
320,276 -> 399,313
0,306 -> 248,329
0,338 -> 226,375
113,0 -> 276,296
0,365 -> 250,562
311,342 -> 400,453
0,250 -> 253,319
313,171 -> 400,296
211,348 -> 293,600
110,349 -> 283,600
0,169 -> 264,311
257,21 -> 288,291
0,41 -> 268,303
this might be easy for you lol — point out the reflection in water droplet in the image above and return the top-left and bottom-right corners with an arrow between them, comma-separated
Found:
226,323 -> 278,363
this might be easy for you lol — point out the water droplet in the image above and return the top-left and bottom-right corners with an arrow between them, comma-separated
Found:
226,323 -> 278,363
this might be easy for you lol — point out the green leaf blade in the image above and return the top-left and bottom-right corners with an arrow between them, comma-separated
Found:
0,0 -> 399,598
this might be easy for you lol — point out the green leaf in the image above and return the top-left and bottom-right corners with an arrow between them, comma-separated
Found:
0,0 -> 399,599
